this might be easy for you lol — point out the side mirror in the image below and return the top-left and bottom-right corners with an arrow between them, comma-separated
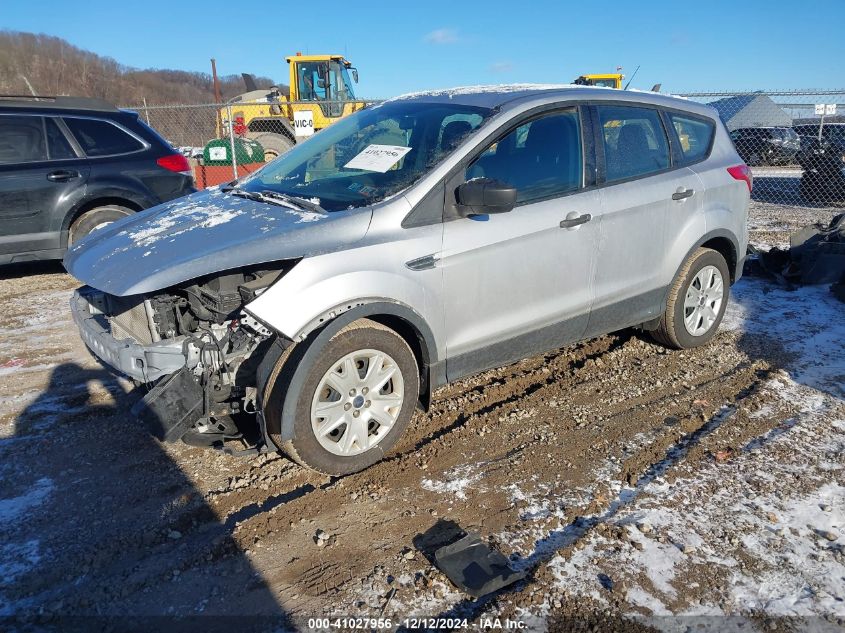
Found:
351,68 -> 359,83
456,178 -> 517,216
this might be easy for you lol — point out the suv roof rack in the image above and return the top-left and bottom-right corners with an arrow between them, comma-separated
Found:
0,95 -> 119,112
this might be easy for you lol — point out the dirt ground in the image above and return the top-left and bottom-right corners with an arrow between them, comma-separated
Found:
1,198 -> 843,632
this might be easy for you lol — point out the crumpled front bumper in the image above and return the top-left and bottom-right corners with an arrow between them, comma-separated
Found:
70,288 -> 187,382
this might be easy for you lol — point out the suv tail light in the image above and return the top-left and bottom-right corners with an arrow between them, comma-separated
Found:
727,164 -> 752,193
156,153 -> 192,177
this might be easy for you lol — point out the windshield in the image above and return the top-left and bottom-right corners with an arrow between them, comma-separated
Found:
332,62 -> 355,101
240,101 -> 491,211
296,60 -> 356,102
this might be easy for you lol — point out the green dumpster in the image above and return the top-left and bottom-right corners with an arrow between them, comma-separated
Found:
202,138 -> 265,166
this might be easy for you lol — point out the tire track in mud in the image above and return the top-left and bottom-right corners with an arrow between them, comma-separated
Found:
264,340 -> 765,612
206,335 -> 630,532
208,331 -> 758,571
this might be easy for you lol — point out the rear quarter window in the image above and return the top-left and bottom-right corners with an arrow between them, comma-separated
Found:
668,113 -> 714,165
63,117 -> 145,157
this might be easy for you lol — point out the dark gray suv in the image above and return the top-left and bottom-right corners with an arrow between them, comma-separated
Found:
0,96 -> 195,265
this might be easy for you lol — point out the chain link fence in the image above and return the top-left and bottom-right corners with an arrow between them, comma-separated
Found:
126,90 -> 845,207
125,99 -> 380,189
678,90 -> 845,209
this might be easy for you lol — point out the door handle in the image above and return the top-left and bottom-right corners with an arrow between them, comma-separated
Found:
46,170 -> 80,182
672,188 -> 695,201
559,213 -> 592,229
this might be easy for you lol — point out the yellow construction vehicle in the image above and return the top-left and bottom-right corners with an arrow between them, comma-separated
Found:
219,53 -> 367,160
572,73 -> 624,89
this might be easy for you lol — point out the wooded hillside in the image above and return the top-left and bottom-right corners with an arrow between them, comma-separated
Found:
0,31 -> 285,106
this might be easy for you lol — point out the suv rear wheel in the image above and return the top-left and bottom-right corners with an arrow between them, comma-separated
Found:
68,204 -> 133,245
265,319 -> 419,475
652,247 -> 730,349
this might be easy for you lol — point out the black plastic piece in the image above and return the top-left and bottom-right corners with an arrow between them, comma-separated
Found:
434,532 -> 526,597
456,178 -> 517,216
131,366 -> 204,442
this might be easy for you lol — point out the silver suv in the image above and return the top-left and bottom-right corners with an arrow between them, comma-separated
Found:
66,85 -> 750,475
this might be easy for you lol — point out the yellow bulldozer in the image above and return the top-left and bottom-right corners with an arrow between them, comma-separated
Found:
572,73 -> 625,89
219,53 -> 367,160
572,67 -> 661,93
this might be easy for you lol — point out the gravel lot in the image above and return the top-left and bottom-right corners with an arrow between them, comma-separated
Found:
0,198 -> 843,632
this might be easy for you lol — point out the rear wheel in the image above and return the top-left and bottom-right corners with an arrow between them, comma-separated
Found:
68,204 -> 133,245
251,132 -> 295,162
264,319 -> 420,475
652,248 -> 730,350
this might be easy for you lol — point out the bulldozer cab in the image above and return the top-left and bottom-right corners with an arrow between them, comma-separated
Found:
573,73 -> 624,89
287,54 -> 361,123
215,53 -> 367,162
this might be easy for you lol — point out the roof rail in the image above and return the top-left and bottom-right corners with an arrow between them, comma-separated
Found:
0,95 -> 119,112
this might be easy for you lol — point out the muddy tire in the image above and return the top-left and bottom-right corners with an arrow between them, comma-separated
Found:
264,319 -> 419,476
252,132 -> 295,162
651,248 -> 730,350
68,205 -> 134,245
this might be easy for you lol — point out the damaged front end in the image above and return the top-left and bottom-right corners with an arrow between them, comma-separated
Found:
71,261 -> 297,446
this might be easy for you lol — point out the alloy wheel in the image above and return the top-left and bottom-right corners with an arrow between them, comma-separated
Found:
683,265 -> 724,337
310,349 -> 405,456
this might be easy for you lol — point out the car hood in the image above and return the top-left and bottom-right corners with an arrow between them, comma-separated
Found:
64,188 -> 373,296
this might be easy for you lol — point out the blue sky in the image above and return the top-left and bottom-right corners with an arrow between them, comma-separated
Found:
4,0 -> 844,98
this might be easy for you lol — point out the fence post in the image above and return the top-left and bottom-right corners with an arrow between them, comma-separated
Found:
226,104 -> 238,182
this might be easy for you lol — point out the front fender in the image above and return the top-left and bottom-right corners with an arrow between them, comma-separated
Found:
246,263 -> 441,346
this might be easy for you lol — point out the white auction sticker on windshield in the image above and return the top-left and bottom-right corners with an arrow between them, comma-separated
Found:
343,144 -> 412,173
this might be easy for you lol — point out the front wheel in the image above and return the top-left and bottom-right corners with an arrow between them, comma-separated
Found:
251,132 -> 295,162
264,319 -> 420,475
651,248 -> 730,350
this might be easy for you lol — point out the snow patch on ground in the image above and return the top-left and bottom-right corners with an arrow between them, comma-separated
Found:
723,277 -> 845,398
0,541 -> 42,588
0,478 -> 54,526
545,380 -> 844,619
421,463 -> 486,500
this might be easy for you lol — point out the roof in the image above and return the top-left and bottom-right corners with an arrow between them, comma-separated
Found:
708,94 -> 792,131
385,84 -> 710,116
0,95 -> 119,112
285,54 -> 348,63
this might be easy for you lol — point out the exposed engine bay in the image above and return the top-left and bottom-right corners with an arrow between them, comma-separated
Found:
78,261 -> 298,448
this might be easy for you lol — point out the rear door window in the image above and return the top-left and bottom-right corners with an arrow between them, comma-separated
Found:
0,115 -> 47,164
467,109 -> 583,204
63,117 -> 145,157
667,112 -> 714,165
597,105 -> 670,182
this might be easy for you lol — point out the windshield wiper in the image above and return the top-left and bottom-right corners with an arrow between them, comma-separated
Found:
259,190 -> 325,214
225,187 -> 325,214
226,187 -> 269,202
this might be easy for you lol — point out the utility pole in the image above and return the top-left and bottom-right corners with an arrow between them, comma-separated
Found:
211,58 -> 224,144
211,58 -> 223,105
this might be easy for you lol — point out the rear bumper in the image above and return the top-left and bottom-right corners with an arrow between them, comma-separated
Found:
70,288 -> 186,382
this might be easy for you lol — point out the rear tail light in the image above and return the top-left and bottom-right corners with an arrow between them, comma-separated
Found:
156,153 -> 192,177
727,164 -> 753,193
